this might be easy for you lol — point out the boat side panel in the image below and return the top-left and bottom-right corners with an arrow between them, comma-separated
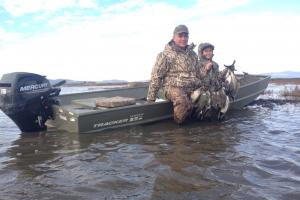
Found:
230,76 -> 270,109
78,101 -> 173,133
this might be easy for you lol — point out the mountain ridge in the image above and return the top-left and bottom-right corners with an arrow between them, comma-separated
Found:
263,71 -> 300,78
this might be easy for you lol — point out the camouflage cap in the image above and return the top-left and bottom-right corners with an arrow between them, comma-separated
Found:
173,24 -> 189,35
198,43 -> 214,54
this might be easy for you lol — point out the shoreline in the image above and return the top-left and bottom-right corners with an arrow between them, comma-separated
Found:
269,78 -> 300,85
62,78 -> 300,87
63,81 -> 149,87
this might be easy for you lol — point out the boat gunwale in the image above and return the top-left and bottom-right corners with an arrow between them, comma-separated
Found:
59,75 -> 270,97
59,85 -> 148,98
238,75 -> 270,88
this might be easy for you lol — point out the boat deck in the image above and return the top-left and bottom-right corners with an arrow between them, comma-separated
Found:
61,98 -> 150,115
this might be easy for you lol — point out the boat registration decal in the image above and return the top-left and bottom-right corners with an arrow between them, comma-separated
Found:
129,113 -> 144,122
93,113 -> 144,129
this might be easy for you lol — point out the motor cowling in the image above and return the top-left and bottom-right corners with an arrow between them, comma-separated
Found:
0,72 -> 61,132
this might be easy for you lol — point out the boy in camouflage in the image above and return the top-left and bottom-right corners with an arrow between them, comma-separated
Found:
192,43 -> 229,119
147,25 -> 200,124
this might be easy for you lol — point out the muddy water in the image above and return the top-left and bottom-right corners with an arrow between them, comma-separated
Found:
0,87 -> 300,200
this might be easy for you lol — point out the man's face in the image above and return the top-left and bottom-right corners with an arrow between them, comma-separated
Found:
202,48 -> 214,60
173,32 -> 189,48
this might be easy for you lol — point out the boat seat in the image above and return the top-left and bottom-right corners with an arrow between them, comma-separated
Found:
95,96 -> 136,108
72,96 -> 136,109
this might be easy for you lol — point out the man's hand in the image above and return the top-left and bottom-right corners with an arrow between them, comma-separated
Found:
147,98 -> 155,103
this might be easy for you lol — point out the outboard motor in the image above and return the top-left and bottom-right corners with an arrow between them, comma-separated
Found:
0,72 -> 61,132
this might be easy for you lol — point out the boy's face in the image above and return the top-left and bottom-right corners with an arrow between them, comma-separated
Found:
201,48 -> 214,60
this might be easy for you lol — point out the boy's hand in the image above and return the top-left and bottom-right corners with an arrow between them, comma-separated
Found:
205,61 -> 213,72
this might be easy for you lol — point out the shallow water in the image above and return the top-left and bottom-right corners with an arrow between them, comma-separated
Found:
0,86 -> 300,200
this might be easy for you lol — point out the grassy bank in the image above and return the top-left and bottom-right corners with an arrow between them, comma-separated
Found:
270,78 -> 300,85
263,85 -> 300,98
281,86 -> 300,97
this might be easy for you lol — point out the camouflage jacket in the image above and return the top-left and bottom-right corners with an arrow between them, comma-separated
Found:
147,41 -> 200,101
198,56 -> 222,91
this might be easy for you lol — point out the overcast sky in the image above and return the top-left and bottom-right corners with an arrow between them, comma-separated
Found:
0,0 -> 299,81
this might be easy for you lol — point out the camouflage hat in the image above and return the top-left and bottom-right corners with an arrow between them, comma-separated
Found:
173,24 -> 189,35
198,43 -> 214,54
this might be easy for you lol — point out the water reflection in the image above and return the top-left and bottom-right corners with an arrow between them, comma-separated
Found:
7,130 -> 79,175
1,104 -> 300,199
140,118 -> 244,199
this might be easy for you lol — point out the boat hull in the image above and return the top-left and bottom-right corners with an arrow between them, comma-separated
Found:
46,75 -> 270,133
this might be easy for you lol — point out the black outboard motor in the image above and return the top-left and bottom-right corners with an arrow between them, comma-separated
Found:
0,72 -> 61,132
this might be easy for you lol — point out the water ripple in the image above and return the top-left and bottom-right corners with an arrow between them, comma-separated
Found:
1,92 -> 300,199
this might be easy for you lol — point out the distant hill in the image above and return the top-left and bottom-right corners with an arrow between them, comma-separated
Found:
264,71 -> 300,78
49,79 -> 128,86
99,80 -> 128,84
49,79 -> 84,86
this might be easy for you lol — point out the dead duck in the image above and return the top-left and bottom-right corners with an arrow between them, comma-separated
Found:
223,60 -> 240,101
191,88 -> 211,119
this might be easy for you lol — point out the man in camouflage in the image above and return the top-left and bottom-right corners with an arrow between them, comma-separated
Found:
147,25 -> 200,124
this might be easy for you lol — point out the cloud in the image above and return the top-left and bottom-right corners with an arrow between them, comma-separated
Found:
0,27 -> 22,44
1,0 -> 98,16
192,0 -> 251,15
77,0 -> 98,8
0,0 -> 299,81
103,0 -> 146,14
191,13 -> 300,74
